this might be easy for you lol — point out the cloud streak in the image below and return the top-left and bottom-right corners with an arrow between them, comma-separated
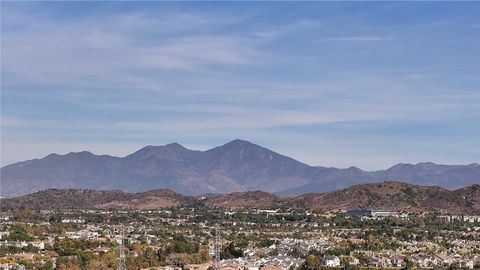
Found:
313,36 -> 389,43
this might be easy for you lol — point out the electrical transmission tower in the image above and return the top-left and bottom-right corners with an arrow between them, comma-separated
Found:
214,225 -> 221,270
117,227 -> 127,270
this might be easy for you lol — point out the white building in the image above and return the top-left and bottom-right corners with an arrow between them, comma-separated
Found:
324,256 -> 340,267
31,241 -> 45,250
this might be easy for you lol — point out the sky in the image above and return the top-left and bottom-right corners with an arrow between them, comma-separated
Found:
1,2 -> 479,170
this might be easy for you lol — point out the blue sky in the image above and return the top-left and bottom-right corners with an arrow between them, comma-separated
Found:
1,2 -> 479,170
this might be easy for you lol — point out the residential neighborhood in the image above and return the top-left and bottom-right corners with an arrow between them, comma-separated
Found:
0,208 -> 478,269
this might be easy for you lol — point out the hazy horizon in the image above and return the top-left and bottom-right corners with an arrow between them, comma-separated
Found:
1,2 -> 479,170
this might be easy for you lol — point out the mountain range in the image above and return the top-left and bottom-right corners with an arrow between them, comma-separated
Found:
2,181 -> 479,214
1,139 -> 479,197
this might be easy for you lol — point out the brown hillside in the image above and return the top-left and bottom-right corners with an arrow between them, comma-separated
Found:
287,181 -> 479,214
1,182 -> 479,214
204,191 -> 281,208
0,188 -> 192,211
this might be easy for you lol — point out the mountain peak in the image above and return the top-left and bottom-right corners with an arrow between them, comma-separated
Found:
165,142 -> 188,150
45,153 -> 60,158
66,151 -> 94,156
416,161 -> 437,166
209,139 -> 260,154
388,163 -> 412,169
127,143 -> 191,159
225,139 -> 254,146
44,151 -> 96,159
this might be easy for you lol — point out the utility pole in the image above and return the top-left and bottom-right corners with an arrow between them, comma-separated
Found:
117,227 -> 127,270
214,225 -> 221,270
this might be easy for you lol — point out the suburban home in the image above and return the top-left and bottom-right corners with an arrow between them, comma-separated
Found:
324,256 -> 341,268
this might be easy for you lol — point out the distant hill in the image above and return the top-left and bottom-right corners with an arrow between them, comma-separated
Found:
1,182 -> 479,214
0,188 -> 195,211
1,139 -> 479,197
204,190 -> 282,209
285,181 -> 480,214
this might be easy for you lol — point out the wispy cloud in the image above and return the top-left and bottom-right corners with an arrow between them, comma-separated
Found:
1,2 -> 479,169
313,36 -> 389,43
2,8 -> 264,89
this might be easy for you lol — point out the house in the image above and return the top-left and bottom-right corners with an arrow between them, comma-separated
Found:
324,256 -> 340,267
459,259 -> 474,269
346,209 -> 396,217
0,263 -> 15,270
463,216 -> 480,223
30,241 -> 45,250
435,254 -> 453,266
391,256 -> 406,268
0,231 -> 10,240
14,242 -> 28,248
411,255 -> 433,268
369,257 -> 382,268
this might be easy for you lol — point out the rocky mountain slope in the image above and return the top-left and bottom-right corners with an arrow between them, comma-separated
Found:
286,181 -> 480,213
2,182 -> 479,214
1,139 -> 479,197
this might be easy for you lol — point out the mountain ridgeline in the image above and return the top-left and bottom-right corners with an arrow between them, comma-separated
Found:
1,182 -> 479,214
1,139 -> 479,197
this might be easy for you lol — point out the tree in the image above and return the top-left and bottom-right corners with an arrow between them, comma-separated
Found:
269,248 -> 279,257
303,255 -> 320,270
57,256 -> 81,270
157,247 -> 168,262
144,247 -> 158,266
200,248 -> 210,263
39,261 -> 54,270
404,258 -> 414,270
221,242 -> 243,259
